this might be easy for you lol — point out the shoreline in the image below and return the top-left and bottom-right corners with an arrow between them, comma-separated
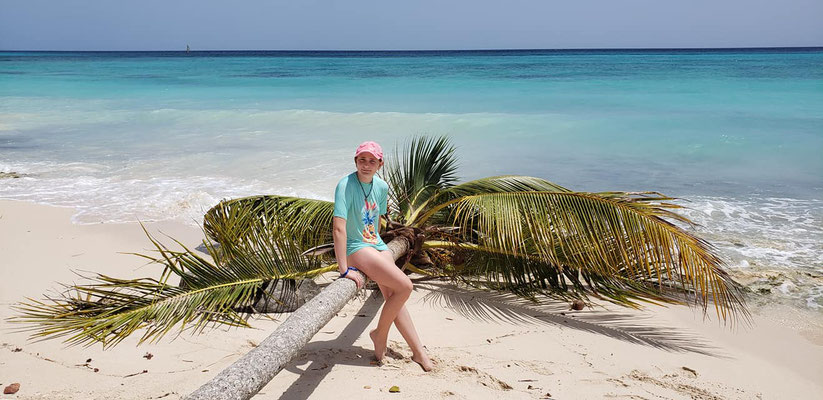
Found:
1,199 -> 822,399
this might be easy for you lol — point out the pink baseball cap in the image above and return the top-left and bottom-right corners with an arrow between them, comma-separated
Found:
354,141 -> 383,160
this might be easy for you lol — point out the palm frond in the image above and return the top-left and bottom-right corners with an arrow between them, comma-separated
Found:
10,218 -> 326,348
204,195 -> 335,257
593,191 -> 695,226
458,247 -> 669,306
422,240 -> 669,308
441,175 -> 571,197
444,190 -> 748,322
413,175 -> 571,226
384,135 -> 459,222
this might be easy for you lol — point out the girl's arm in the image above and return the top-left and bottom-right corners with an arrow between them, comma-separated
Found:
332,216 -> 348,274
333,216 -> 363,289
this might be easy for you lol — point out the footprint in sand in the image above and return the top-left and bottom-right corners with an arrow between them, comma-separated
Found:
624,369 -> 758,400
457,365 -> 513,390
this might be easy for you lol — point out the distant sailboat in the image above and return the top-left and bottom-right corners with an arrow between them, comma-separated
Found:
186,44 -> 190,53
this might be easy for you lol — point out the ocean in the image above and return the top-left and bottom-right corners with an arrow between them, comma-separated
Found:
1,49 -> 821,310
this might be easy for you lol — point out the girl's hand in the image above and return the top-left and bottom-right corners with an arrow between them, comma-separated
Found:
340,267 -> 364,289
346,272 -> 364,290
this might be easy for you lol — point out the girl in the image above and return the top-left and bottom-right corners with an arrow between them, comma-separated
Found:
332,141 -> 434,372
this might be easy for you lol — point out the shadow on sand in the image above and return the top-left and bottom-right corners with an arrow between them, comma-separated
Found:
274,279 -> 722,398
416,280 -> 722,357
275,290 -> 383,400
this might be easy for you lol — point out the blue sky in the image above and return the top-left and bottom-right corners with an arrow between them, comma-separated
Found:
2,0 -> 822,50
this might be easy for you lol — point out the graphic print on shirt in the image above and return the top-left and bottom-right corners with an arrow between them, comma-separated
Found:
361,200 -> 379,244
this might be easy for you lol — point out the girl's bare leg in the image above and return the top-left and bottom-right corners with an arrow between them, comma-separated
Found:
376,250 -> 433,371
348,247 -> 413,363
376,283 -> 434,371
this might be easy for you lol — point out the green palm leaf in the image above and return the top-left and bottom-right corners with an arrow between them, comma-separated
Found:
440,175 -> 572,197
204,195 -> 335,257
441,190 -> 747,322
11,218 -> 328,347
413,175 -> 572,226
384,135 -> 459,222
452,247 -> 667,305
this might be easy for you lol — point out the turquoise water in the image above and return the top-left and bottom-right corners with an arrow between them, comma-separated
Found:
1,49 -> 822,308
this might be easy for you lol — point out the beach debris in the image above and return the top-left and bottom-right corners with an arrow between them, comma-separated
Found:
682,366 -> 698,377
86,358 -> 92,363
309,363 -> 329,371
12,347 -> 22,352
4,383 -> 20,394
445,317 -> 453,320
389,385 -> 400,393
124,369 -> 148,378
94,368 -> 99,372
571,299 -> 585,310
518,379 -> 536,382
143,352 -> 154,360
363,385 -> 371,389
0,172 -> 26,179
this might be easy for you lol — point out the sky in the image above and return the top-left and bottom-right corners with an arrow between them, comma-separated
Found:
1,0 -> 822,51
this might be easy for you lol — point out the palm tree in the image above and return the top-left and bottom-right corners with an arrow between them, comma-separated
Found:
12,135 -> 748,349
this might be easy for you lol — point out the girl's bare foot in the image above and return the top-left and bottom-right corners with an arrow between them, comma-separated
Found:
411,352 -> 434,372
369,329 -> 387,361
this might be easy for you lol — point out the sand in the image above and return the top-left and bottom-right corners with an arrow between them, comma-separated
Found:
1,199 -> 822,399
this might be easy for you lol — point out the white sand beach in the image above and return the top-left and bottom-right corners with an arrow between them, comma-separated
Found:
2,199 -> 822,399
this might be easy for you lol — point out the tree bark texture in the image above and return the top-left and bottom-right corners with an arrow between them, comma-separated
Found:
185,237 -> 410,400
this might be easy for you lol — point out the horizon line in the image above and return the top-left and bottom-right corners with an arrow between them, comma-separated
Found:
2,45 -> 822,52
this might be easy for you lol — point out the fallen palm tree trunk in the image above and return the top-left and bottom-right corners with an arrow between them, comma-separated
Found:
185,237 -> 410,400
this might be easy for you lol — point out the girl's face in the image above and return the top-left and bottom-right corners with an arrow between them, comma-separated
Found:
355,153 -> 383,179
